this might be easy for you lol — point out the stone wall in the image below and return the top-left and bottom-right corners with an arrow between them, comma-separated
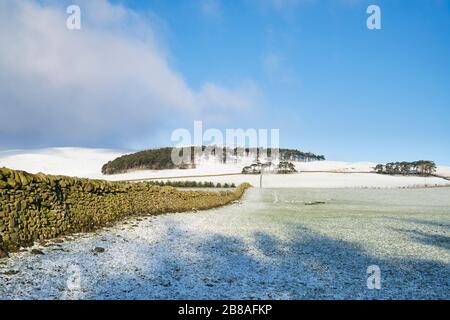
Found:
0,167 -> 250,255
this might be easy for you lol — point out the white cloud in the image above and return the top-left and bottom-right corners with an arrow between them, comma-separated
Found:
0,0 -> 258,148
247,0 -> 315,14
270,0 -> 302,10
197,81 -> 260,111
200,0 -> 222,19
261,52 -> 297,85
262,52 -> 283,73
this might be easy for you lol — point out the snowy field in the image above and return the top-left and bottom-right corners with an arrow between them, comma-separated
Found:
1,187 -> 449,300
0,148 -> 449,188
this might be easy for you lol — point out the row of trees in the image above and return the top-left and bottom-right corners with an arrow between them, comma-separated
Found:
173,146 -> 325,163
205,147 -> 324,161
241,161 -> 297,174
102,146 -> 325,175
374,161 -> 437,176
277,161 -> 298,174
102,147 -> 176,174
242,163 -> 264,174
279,149 -> 325,162
149,180 -> 236,188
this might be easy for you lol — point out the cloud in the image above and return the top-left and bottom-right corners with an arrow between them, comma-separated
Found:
261,52 -> 298,85
200,0 -> 222,19
197,81 -> 260,111
247,0 -> 315,16
0,0 -> 258,149
269,0 -> 303,10
262,52 -> 283,73
248,0 -> 297,10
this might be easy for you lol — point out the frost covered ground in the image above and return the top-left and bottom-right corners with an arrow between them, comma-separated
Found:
1,188 -> 449,300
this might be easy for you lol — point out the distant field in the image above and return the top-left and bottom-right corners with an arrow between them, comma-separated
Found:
1,148 -> 449,188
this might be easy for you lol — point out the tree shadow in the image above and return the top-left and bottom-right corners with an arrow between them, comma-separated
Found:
384,216 -> 450,250
2,217 -> 449,300
387,216 -> 450,230
87,221 -> 450,300
390,228 -> 450,251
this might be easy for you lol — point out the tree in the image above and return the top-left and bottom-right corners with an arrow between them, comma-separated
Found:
374,160 -> 436,176
276,161 -> 297,174
374,164 -> 384,173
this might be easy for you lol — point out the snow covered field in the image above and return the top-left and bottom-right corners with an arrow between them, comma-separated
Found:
1,187 -> 449,299
0,148 -> 124,179
1,148 -> 449,299
0,148 -> 449,188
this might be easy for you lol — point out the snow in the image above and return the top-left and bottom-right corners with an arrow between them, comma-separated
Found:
0,147 -> 125,179
295,160 -> 378,172
1,148 -> 449,299
0,148 -> 449,188
1,188 -> 449,299
436,166 -> 450,178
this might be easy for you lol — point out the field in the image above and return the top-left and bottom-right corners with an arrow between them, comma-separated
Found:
1,187 -> 449,299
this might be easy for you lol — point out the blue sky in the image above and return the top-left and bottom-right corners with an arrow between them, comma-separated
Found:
1,0 -> 449,164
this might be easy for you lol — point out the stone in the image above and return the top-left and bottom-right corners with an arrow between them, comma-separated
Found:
0,249 -> 9,259
2,270 -> 19,275
0,167 -> 250,256
92,247 -> 105,253
18,172 -> 31,186
304,201 -> 326,206
31,249 -> 45,255
7,178 -> 19,189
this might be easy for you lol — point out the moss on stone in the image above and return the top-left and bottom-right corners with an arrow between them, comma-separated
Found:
0,167 -> 251,255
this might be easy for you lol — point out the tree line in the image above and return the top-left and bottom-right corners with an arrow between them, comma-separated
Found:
374,161 -> 437,176
102,146 -> 325,175
279,149 -> 325,162
149,180 -> 236,188
242,161 -> 297,174
102,147 -> 176,174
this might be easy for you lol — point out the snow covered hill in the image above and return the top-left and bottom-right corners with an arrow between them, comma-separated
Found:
0,147 -> 449,188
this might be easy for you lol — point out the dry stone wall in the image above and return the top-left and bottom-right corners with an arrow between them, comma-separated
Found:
0,167 -> 250,255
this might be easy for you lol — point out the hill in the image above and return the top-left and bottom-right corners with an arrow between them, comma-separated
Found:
101,147 -> 325,175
